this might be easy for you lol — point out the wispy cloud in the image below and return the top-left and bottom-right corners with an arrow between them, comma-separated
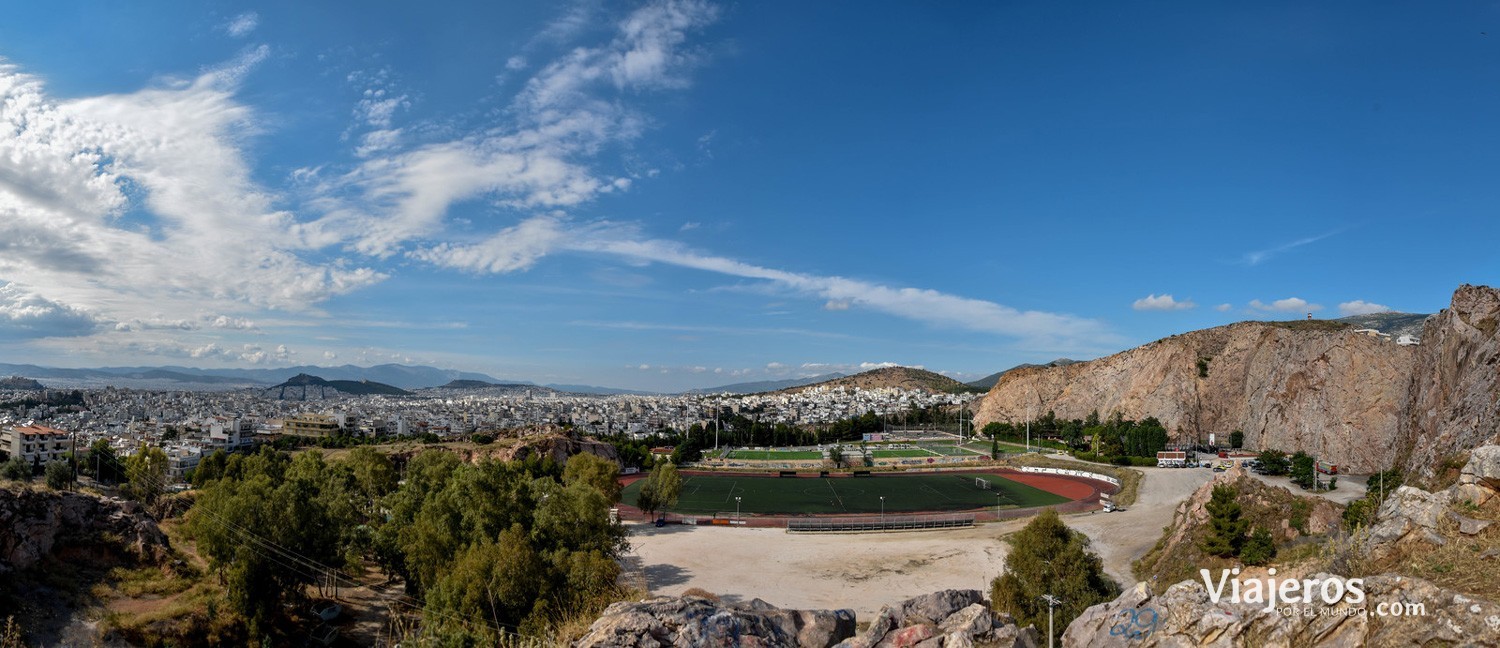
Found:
1132,294 -> 1195,311
223,12 -> 260,38
1241,230 -> 1342,266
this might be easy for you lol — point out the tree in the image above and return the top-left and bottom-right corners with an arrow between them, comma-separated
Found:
1,457 -> 29,481
1289,452 -> 1315,489
827,445 -> 845,469
44,460 -> 72,490
563,452 -> 622,503
124,445 -> 169,504
1256,449 -> 1289,476
991,435 -> 1000,460
1366,469 -> 1403,502
1228,430 -> 1244,449
1240,526 -> 1276,566
990,509 -> 1118,646
637,462 -> 682,519
1198,484 -> 1248,557
192,449 -> 229,487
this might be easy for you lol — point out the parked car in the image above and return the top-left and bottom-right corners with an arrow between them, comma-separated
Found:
312,601 -> 341,622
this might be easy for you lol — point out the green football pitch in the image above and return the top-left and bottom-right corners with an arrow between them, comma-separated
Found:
622,472 -> 1072,515
869,449 -> 934,458
727,449 -> 825,460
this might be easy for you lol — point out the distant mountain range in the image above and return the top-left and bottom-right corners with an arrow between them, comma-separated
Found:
965,359 -> 1079,390
0,363 -> 503,390
686,373 -> 846,395
1333,311 -> 1430,339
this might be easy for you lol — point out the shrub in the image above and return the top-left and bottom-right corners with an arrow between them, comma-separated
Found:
471,434 -> 495,445
45,460 -> 72,490
1,457 -> 30,481
1241,526 -> 1276,566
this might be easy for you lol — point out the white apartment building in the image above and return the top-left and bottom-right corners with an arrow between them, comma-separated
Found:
2,424 -> 73,466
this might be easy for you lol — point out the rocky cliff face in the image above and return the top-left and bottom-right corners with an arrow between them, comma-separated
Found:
1064,446 -> 1500,647
0,487 -> 169,574
975,285 -> 1500,477
1062,574 -> 1499,648
1399,284 -> 1500,481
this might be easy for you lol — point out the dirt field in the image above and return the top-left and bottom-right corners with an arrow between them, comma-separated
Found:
624,461 -> 1213,618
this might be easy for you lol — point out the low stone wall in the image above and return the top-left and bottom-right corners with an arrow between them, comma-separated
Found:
1016,465 -> 1121,487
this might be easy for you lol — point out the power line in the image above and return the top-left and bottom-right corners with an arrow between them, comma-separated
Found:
89,448 -> 551,644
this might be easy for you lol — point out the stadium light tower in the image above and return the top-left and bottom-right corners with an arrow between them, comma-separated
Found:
1040,594 -> 1063,648
735,496 -> 742,520
879,496 -> 885,526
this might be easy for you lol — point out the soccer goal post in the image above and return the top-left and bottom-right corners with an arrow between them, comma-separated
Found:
975,477 -> 992,490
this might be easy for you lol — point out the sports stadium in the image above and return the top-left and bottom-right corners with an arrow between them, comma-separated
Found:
619,465 -> 1116,531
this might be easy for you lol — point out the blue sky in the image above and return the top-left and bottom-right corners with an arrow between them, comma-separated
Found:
0,1 -> 1496,391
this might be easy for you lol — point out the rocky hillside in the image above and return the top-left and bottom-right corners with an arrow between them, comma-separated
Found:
576,589 -> 1039,648
0,376 -> 45,390
975,284 -> 1500,477
1064,446 -> 1500,647
1133,468 -> 1342,587
0,487 -> 169,574
781,367 -> 982,395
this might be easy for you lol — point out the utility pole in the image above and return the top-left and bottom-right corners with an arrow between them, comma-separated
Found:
1040,594 -> 1063,648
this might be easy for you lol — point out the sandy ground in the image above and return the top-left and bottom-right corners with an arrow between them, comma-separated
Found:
624,460 -> 1218,619
625,521 -> 1028,619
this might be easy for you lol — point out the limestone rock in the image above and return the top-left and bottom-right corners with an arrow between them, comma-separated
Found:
1401,285 -> 1500,483
0,487 -> 169,574
1453,513 -> 1493,536
974,284 -> 1500,477
1468,445 -> 1500,491
974,319 -> 1417,474
1063,573 -> 1500,647
574,596 -> 854,648
833,590 -> 1037,648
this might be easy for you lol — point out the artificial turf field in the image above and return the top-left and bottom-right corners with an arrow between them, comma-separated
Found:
621,472 -> 1073,515
727,449 -> 824,460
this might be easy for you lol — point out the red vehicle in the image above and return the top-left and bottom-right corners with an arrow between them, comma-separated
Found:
1317,461 -> 1338,475
1217,451 -> 1228,459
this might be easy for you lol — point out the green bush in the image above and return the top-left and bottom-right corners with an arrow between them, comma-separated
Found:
44,460 -> 72,490
1240,527 -> 1276,565
1,456 -> 30,481
471,434 -> 495,445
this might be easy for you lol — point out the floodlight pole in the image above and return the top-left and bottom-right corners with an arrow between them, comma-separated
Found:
1040,594 -> 1063,648
880,496 -> 885,526
735,496 -> 741,521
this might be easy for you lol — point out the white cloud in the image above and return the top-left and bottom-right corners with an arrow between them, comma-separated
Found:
411,215 -> 567,273
224,12 -> 259,38
0,284 -> 99,339
506,56 -> 528,71
679,221 -> 700,231
824,300 -> 851,311
1249,297 -> 1323,313
1338,300 -> 1392,317
1132,294 -> 1195,311
305,0 -> 718,258
0,51 -> 382,355
1215,303 -> 1233,312
572,236 -> 1112,347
